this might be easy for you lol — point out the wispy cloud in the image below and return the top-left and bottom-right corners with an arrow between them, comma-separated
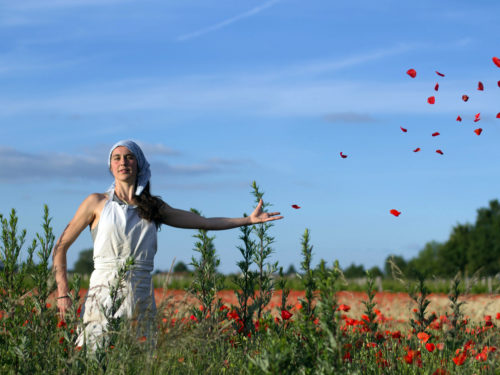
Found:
0,143 -> 251,183
176,0 -> 281,42
323,112 -> 377,124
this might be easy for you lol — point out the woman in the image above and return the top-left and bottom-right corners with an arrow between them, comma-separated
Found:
52,140 -> 282,348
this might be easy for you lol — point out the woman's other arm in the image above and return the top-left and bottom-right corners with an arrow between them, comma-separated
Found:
159,199 -> 283,230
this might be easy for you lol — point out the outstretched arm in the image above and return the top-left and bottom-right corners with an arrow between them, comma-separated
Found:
160,199 -> 283,230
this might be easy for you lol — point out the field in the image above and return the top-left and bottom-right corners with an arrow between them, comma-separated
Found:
148,289 -> 500,323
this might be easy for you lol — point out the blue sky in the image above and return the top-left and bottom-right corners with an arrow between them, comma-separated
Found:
1,0 -> 499,274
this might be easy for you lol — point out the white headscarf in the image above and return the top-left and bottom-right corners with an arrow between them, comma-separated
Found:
108,140 -> 151,196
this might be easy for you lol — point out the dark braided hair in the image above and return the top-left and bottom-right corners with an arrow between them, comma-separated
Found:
134,182 -> 164,226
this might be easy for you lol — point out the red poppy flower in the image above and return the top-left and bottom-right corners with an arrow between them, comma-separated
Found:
138,336 -> 147,342
432,132 -> 440,137
436,150 -> 443,155
434,83 -> 439,91
452,351 -> 467,366
281,310 -> 293,320
338,304 -> 351,312
462,95 -> 469,102
427,96 -> 435,104
474,128 -> 482,136
456,115 -> 462,122
417,332 -> 430,343
435,71 -> 445,77
190,314 -> 197,322
407,69 -> 417,78
340,152 -> 347,159
291,204 -> 301,209
57,320 -> 67,328
493,56 -> 500,68
400,126 -> 407,132
390,209 -> 401,217
477,81 -> 484,91
413,147 -> 421,152
432,370 -> 449,375
59,337 -> 65,344
426,343 -> 436,352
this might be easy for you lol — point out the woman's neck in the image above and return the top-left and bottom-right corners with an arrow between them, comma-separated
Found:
113,181 -> 137,204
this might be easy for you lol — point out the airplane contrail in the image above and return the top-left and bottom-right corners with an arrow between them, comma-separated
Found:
176,0 -> 281,42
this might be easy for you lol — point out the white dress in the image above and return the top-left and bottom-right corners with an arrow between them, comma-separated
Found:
76,190 -> 158,349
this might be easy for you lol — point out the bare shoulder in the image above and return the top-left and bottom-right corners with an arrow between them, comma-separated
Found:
81,193 -> 107,208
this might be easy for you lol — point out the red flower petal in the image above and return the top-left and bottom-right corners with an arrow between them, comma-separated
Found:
497,113 -> 500,118
406,68 -> 417,78
413,147 -> 421,152
474,113 -> 480,122
427,96 -> 435,104
456,116 -> 462,122
281,310 -> 293,320
390,209 -> 401,217
432,132 -> 440,137
400,126 -> 407,132
434,83 -> 439,91
493,57 -> 500,68
462,95 -> 469,102
436,71 -> 445,77
498,80 -> 500,87
436,149 -> 444,155
474,128 -> 482,136
291,204 -> 301,209
340,152 -> 347,159
477,81 -> 484,91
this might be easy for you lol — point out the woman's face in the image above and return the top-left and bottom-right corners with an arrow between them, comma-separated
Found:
110,146 -> 138,183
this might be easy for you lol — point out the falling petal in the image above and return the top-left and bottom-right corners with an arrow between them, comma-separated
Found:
474,113 -> 481,122
436,149 -> 444,155
406,68 -> 417,78
427,96 -> 435,104
291,204 -> 301,209
390,209 -> 401,217
497,113 -> 500,118
413,147 -> 421,152
462,95 -> 469,102
456,116 -> 462,122
435,71 -> 445,77
498,81 -> 500,87
434,83 -> 439,91
493,57 -> 500,68
478,81 -> 484,91
340,152 -> 347,159
432,132 -> 440,137
474,128 -> 482,136
400,126 -> 408,132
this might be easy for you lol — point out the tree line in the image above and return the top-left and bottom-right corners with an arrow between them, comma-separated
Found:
73,199 -> 500,279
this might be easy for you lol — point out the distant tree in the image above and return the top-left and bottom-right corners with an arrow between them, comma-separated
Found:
285,264 -> 297,275
406,240 -> 442,278
367,265 -> 383,278
173,261 -> 190,273
437,224 -> 471,277
343,263 -> 365,278
73,248 -> 94,275
466,200 -> 500,276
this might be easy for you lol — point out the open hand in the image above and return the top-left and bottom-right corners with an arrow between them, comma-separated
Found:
249,199 -> 284,224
